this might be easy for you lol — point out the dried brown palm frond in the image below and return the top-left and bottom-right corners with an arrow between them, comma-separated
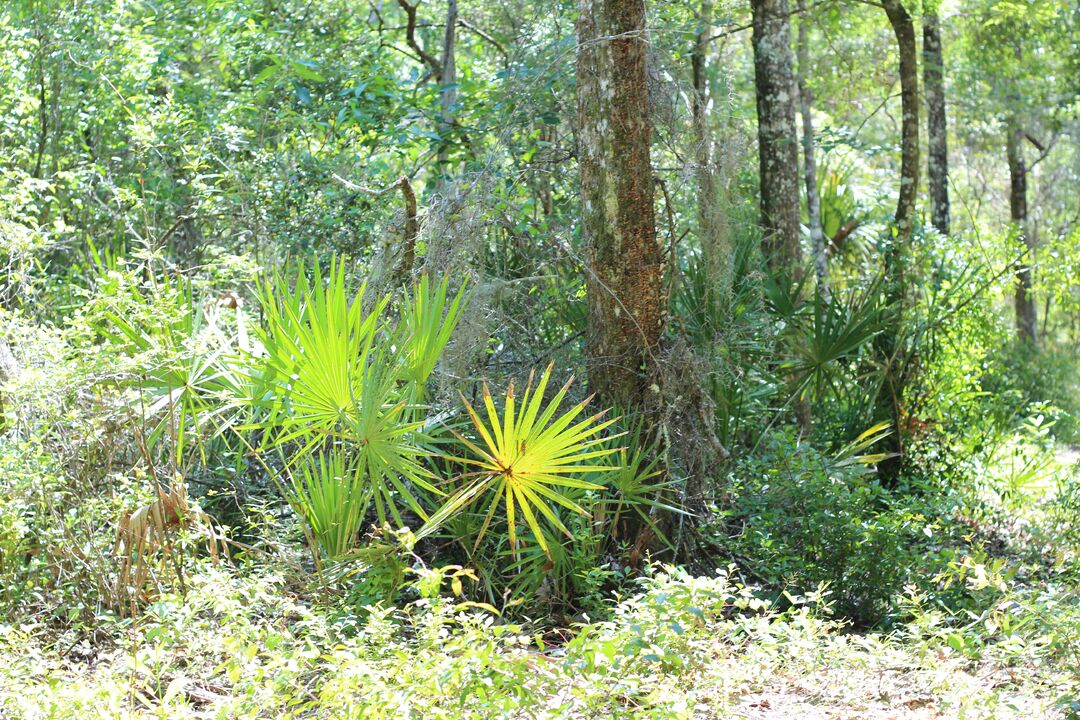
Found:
113,480 -> 229,615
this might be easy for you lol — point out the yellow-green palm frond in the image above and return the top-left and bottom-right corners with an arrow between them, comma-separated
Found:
420,365 -> 622,557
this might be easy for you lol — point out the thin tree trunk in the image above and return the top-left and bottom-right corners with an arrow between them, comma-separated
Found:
1007,117 -> 1037,343
34,55 -> 48,180
577,0 -> 665,410
437,0 -> 459,174
751,0 -> 801,275
923,11 -> 950,236
692,0 -> 730,307
884,0 -> 920,246
878,0 -> 920,483
796,4 -> 826,295
395,176 -> 418,283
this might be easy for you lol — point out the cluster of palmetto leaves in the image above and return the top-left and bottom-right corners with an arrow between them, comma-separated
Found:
418,367 -> 620,557
100,258 -> 664,600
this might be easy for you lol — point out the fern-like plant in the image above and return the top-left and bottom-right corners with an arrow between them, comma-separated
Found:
592,420 -> 684,544
288,449 -> 367,560
396,274 -> 467,390
96,272 -> 248,463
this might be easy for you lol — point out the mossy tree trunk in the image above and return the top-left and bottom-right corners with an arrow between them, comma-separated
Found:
751,0 -> 801,275
878,0 -> 920,482
1007,117 -> 1037,344
923,11 -> 950,236
577,0 -> 665,411
796,2 -> 827,294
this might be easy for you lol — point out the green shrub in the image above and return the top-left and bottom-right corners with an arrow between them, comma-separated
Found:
712,432 -> 928,626
981,342 -> 1080,444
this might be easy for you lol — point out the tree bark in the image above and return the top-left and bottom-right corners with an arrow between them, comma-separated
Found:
751,0 -> 801,275
692,0 -> 730,307
577,0 -> 665,410
796,4 -> 827,295
923,11 -> 950,236
33,50 -> 48,180
883,0 -> 920,246
437,0 -> 459,173
1007,118 -> 1037,344
878,0 -> 920,483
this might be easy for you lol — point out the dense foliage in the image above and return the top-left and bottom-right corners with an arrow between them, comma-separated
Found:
0,0 -> 1077,717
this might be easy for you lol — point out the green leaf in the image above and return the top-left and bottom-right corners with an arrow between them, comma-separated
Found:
290,59 -> 327,83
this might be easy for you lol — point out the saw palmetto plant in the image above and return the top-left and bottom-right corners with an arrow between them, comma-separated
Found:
591,419 -> 684,546
420,366 -> 621,558
254,258 -> 387,448
97,274 -> 249,464
250,260 -> 463,557
286,449 -> 368,561
765,276 -> 884,409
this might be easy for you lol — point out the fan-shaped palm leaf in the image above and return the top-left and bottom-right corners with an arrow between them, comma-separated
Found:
252,258 -> 436,526
419,366 -> 621,557
288,449 -> 368,559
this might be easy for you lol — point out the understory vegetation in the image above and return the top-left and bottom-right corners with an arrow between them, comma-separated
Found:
1,0 -> 1078,717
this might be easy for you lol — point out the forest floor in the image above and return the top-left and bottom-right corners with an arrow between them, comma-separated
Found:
1,560 -> 1074,720
0,613 -> 1069,719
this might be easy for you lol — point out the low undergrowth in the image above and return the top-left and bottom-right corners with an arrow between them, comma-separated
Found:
1,255 -> 1079,720
1,561 -> 1077,719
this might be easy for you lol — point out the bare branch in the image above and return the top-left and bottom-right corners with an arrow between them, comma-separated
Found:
458,17 -> 508,62
397,0 -> 443,80
1026,131 -> 1057,171
705,0 -> 836,43
332,174 -> 418,282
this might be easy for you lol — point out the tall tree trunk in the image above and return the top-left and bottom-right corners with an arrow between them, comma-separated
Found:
692,0 -> 730,307
884,0 -> 920,246
795,4 -> 827,294
1007,117 -> 1037,343
750,0 -> 801,275
33,50 -> 48,180
923,11 -> 950,236
437,0 -> 459,174
577,0 -> 665,410
878,0 -> 920,483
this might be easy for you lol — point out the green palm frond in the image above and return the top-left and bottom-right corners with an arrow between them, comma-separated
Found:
818,162 -> 857,241
287,448 -> 368,559
345,347 -> 438,525
397,274 -> 467,390
97,274 -> 247,462
419,366 -> 621,558
593,421 -> 685,545
255,258 -> 386,445
832,421 -> 897,474
775,280 -> 884,401
252,258 -> 435,528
